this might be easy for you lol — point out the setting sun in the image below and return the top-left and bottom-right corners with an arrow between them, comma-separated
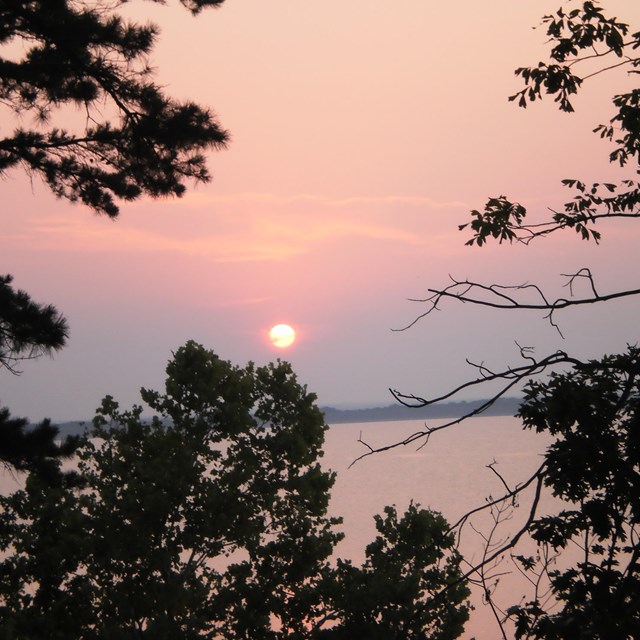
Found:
269,324 -> 296,348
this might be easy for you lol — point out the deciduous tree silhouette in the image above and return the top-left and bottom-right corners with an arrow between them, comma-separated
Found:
361,3 -> 640,637
0,342 -> 471,639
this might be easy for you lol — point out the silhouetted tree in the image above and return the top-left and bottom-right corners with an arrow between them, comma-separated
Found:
1,0 -> 228,217
0,342 -> 470,639
1,0 -> 229,470
0,274 -> 68,375
0,407 -> 81,486
0,274 -> 75,477
360,3 -> 640,637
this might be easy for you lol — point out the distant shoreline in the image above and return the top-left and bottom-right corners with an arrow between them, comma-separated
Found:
53,398 -> 521,436
320,397 -> 521,425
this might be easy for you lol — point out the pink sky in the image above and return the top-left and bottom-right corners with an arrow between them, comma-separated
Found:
2,0 -> 640,421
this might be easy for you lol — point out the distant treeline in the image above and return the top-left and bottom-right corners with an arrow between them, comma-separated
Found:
320,397 -> 522,425
52,398 -> 521,435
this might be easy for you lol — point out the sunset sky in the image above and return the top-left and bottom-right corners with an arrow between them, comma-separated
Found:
3,0 -> 640,422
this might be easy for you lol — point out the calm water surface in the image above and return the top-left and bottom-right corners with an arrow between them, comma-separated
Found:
0,415 -> 553,639
323,416 -> 554,640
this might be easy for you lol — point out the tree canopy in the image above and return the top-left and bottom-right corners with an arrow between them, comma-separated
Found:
0,0 -> 230,472
461,1 -> 640,247
0,274 -> 77,478
0,0 -> 229,217
360,2 -> 640,637
0,342 -> 471,639
0,274 -> 68,375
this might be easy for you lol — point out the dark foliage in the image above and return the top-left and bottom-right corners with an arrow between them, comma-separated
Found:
0,342 -> 470,639
324,504 -> 470,640
1,0 -> 228,472
360,2 -> 640,637
0,274 -> 76,479
460,2 -> 640,246
0,0 -> 228,217
505,347 -> 640,639
0,407 -> 80,485
0,274 -> 68,374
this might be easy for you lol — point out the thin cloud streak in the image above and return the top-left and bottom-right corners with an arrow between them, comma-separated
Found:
143,191 -> 471,210
14,193 -> 460,263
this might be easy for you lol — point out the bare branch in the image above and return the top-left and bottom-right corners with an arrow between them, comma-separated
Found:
398,273 -> 640,336
580,56 -> 640,80
391,350 -> 582,408
566,43 -> 638,68
352,351 -> 584,466
466,500 -> 514,640
448,462 -> 547,536
487,461 -> 514,500
458,472 -> 545,585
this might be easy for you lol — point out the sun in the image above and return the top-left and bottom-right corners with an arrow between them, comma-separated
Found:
269,324 -> 296,348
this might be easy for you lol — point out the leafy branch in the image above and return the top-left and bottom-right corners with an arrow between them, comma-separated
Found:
460,181 -> 640,247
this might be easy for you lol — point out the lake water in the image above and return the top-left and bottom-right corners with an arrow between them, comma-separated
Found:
323,415 -> 554,640
0,415 -> 553,639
